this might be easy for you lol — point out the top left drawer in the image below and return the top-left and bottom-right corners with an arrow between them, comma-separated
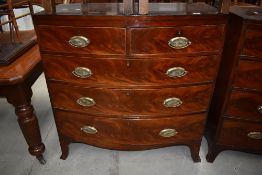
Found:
36,26 -> 126,55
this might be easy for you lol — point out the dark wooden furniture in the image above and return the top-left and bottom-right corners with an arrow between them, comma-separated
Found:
33,2 -> 227,162
205,5 -> 262,162
0,43 -> 46,164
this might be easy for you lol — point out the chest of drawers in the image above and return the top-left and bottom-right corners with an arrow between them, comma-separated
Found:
33,2 -> 227,162
205,6 -> 262,162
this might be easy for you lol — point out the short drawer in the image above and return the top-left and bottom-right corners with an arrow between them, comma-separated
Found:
43,54 -> 220,86
130,25 -> 224,55
233,60 -> 262,90
225,91 -> 262,122
48,83 -> 212,116
241,24 -> 262,59
37,26 -> 125,55
54,110 -> 206,150
218,119 -> 262,150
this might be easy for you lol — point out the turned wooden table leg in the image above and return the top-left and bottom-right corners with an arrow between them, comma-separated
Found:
7,85 -> 46,164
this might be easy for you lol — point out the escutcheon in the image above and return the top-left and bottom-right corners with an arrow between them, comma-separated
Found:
168,36 -> 191,49
69,36 -> 90,48
159,129 -> 178,137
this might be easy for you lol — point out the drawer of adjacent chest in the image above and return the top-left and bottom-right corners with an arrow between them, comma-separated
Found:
218,119 -> 262,150
54,110 -> 206,150
241,24 -> 262,60
36,26 -> 125,55
233,60 -> 262,90
43,55 -> 220,86
130,25 -> 224,55
48,83 -> 212,116
225,91 -> 262,122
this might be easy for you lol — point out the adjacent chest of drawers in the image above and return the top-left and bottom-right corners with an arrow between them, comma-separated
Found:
205,6 -> 262,162
33,3 -> 227,162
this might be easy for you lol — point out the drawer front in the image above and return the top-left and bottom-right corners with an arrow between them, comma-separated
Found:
130,25 -> 224,55
241,25 -> 262,59
37,26 -> 125,55
43,55 -> 220,86
225,91 -> 262,122
218,119 -> 262,150
48,83 -> 212,116
55,110 -> 206,149
233,60 -> 262,90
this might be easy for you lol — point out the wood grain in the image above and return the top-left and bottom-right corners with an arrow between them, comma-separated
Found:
225,91 -> 262,122
55,109 -> 206,150
233,60 -> 262,91
43,54 -> 220,87
130,25 -> 225,55
37,26 -> 126,55
48,83 -> 212,117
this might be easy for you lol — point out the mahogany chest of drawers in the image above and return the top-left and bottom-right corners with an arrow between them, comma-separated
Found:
33,2 -> 227,162
205,6 -> 262,162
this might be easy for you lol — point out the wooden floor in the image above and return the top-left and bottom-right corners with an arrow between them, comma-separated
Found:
0,30 -> 36,43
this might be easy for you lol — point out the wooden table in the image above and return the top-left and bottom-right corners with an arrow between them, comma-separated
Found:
0,44 -> 46,164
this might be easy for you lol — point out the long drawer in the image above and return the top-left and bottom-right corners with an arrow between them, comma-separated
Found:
43,54 -> 220,86
218,119 -> 262,150
48,83 -> 212,116
55,110 -> 206,150
36,26 -> 126,55
233,60 -> 262,90
130,25 -> 224,55
225,91 -> 262,122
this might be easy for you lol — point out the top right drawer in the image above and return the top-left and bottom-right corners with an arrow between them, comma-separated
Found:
241,24 -> 262,59
130,25 -> 225,56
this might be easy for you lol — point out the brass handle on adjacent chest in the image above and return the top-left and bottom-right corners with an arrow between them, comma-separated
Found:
163,97 -> 182,107
72,67 -> 92,78
81,126 -> 98,134
166,67 -> 187,78
257,105 -> 262,114
69,36 -> 90,48
77,97 -> 96,107
168,36 -> 191,49
159,129 -> 178,138
247,132 -> 262,140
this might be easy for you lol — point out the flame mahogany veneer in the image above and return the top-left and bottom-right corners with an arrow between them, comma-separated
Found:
33,2 -> 227,162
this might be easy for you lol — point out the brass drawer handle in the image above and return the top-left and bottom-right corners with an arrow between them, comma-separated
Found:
77,97 -> 96,107
159,129 -> 178,137
257,105 -> 262,114
247,132 -> 262,140
81,126 -> 98,134
166,67 -> 187,78
168,36 -> 191,49
69,36 -> 90,48
72,67 -> 92,78
163,97 -> 182,107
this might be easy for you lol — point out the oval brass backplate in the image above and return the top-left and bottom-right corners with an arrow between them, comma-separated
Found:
163,97 -> 182,107
159,129 -> 177,137
168,37 -> 191,49
166,67 -> 187,78
248,132 -> 262,139
69,36 -> 90,48
81,126 -> 98,134
77,97 -> 96,107
72,67 -> 92,78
